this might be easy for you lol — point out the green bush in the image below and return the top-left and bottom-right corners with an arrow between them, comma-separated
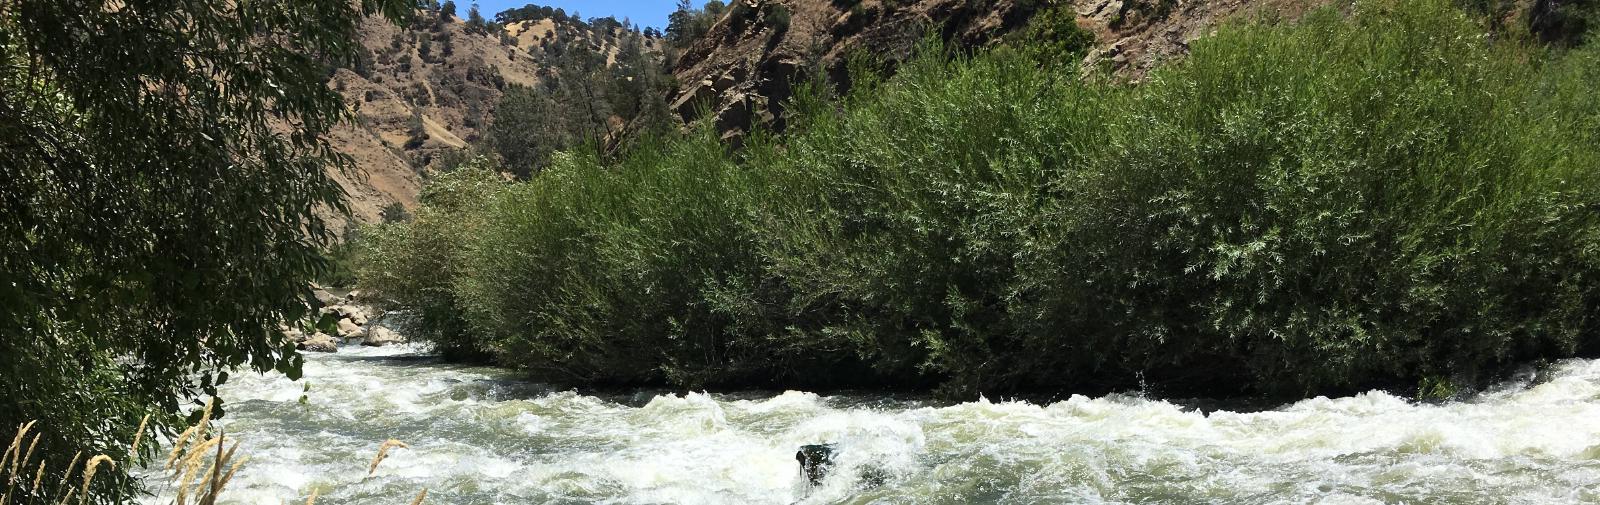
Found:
1005,0 -> 1096,67
455,136 -> 839,387
1011,3 -> 1600,395
356,160 -> 506,359
370,0 -> 1600,398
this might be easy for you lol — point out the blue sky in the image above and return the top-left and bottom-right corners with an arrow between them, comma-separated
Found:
470,1 -> 681,30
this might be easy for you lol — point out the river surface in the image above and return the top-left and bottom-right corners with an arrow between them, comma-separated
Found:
144,344 -> 1600,504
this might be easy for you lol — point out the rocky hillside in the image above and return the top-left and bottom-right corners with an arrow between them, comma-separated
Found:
662,0 -> 1599,144
328,0 -> 1317,227
326,6 -> 661,230
331,0 -> 1592,229
662,0 -> 1044,145
1073,0 -> 1590,79
1074,0 -> 1349,79
657,0 -> 1356,143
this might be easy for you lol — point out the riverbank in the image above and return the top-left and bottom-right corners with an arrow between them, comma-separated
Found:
353,0 -> 1600,399
143,343 -> 1600,504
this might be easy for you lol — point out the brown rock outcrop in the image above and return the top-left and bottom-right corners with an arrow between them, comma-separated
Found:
298,332 -> 340,353
660,0 -> 1045,141
1075,0 -> 1334,81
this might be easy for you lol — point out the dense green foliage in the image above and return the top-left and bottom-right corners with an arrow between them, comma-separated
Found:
1003,1 -> 1097,67
666,0 -> 728,49
1530,0 -> 1600,46
0,0 -> 407,501
356,160 -> 506,359
486,19 -> 671,178
361,0 -> 1600,398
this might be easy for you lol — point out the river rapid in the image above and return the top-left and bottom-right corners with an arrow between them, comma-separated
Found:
145,344 -> 1600,504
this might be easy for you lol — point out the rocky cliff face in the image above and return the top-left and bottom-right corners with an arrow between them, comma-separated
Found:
329,0 -> 1319,228
659,0 -> 1354,142
662,0 -> 1045,145
332,0 -> 1580,228
1075,0 -> 1334,79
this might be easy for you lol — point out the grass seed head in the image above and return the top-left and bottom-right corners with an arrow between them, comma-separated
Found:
367,440 -> 409,477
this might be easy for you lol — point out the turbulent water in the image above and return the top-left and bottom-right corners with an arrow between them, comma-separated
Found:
142,344 -> 1600,504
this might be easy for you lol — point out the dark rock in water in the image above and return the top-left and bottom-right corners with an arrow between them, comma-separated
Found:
796,443 -> 836,486
859,465 -> 889,487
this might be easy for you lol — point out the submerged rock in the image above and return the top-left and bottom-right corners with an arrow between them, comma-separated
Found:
797,443 -> 836,486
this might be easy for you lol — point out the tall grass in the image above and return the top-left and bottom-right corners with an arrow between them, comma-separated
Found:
1031,3 -> 1600,395
0,403 -> 425,504
0,404 -> 236,505
361,0 -> 1600,398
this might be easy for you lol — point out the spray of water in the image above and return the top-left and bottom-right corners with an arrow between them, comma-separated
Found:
143,345 -> 1600,504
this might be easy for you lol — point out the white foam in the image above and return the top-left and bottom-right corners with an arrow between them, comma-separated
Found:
140,354 -> 1600,504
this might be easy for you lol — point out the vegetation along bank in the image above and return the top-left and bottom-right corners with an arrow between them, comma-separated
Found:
356,0 -> 1600,400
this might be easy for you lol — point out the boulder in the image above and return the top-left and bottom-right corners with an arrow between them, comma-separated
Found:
720,129 -> 746,150
714,94 -> 753,136
337,318 -> 366,339
332,304 -> 370,326
298,332 -> 339,353
671,79 -> 719,122
363,326 -> 405,347
797,443 -> 836,486
713,72 -> 738,93
311,287 -> 339,307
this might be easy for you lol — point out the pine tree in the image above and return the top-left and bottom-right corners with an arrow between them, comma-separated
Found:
467,3 -> 486,33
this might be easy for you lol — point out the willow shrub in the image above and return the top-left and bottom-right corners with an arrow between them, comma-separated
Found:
455,137 -> 828,387
1017,2 -> 1600,395
356,160 -> 506,359
746,46 -> 1111,393
402,0 -> 1600,397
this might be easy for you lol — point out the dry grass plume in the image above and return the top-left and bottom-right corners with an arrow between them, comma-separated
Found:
367,439 -> 410,477
3,397 -> 427,504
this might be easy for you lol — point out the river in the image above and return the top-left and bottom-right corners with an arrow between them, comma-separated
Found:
143,344 -> 1600,504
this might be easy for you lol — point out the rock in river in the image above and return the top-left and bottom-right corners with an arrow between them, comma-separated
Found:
297,332 -> 338,353
363,326 -> 404,347
336,318 -> 366,339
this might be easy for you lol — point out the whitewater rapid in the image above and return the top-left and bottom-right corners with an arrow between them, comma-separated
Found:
145,344 -> 1600,504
